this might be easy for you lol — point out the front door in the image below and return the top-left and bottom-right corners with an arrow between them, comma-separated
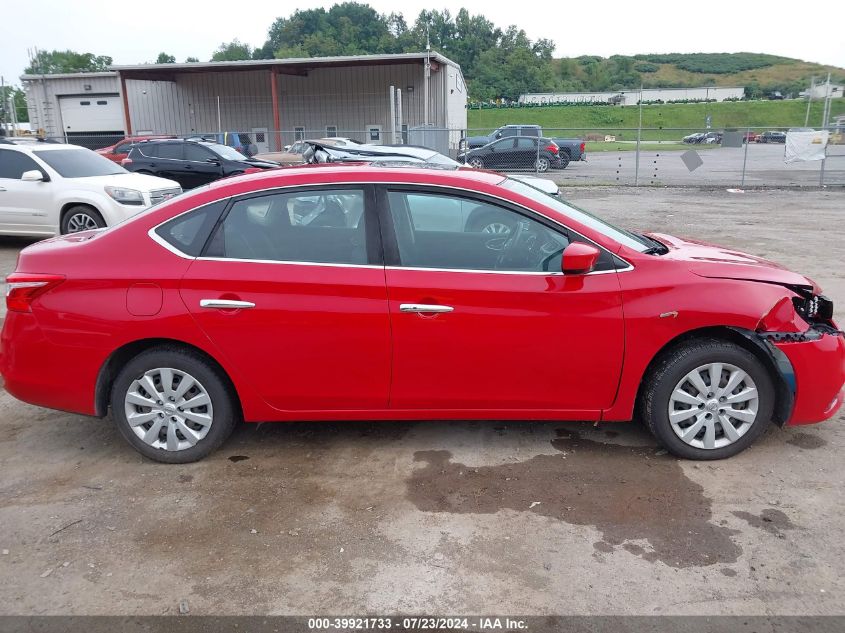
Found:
182,144 -> 222,188
380,187 -> 625,415
179,185 -> 391,412
0,149 -> 54,235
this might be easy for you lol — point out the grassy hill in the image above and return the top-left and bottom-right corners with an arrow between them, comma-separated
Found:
548,53 -> 845,99
467,99 -> 845,142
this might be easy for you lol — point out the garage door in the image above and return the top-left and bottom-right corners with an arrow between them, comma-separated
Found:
59,95 -> 124,148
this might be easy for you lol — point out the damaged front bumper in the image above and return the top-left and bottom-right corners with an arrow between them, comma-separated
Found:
746,314 -> 845,425
765,325 -> 845,425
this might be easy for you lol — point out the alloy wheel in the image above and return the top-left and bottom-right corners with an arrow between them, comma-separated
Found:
469,158 -> 484,169
66,213 -> 100,233
535,158 -> 550,172
667,362 -> 759,450
124,368 -> 214,451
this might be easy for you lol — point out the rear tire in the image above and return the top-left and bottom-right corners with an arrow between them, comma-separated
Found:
557,152 -> 571,169
110,347 -> 238,463
535,157 -> 550,173
60,205 -> 105,234
639,338 -> 775,460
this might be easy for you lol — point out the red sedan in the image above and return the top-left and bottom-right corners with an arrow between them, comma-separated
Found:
1,166 -> 843,463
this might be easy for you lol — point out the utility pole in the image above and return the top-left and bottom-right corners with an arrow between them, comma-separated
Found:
804,76 -> 815,127
821,73 -> 832,129
423,24 -> 430,127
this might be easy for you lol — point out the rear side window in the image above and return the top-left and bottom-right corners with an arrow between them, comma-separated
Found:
156,143 -> 183,160
522,127 -> 540,137
154,200 -> 226,256
0,149 -> 41,179
206,189 -> 368,265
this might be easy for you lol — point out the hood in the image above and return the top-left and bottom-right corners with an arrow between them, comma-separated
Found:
240,159 -> 279,168
75,172 -> 180,191
649,233 -> 820,295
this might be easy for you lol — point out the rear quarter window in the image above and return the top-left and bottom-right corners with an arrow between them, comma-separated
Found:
154,200 -> 226,256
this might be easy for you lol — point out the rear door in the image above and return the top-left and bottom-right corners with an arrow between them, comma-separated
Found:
379,186 -> 625,415
178,185 -> 392,412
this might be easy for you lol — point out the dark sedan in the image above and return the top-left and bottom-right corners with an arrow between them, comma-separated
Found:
458,137 -> 562,172
122,139 -> 278,189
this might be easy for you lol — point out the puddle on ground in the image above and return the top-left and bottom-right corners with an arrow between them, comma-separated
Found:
406,429 -> 741,568
786,433 -> 827,450
732,508 -> 796,538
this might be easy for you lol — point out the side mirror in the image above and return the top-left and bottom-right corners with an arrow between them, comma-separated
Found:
495,132 -> 502,139
562,242 -> 601,274
21,170 -> 47,182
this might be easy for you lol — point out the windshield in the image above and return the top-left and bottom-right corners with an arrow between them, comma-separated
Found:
501,178 -> 650,252
34,148 -> 126,178
207,143 -> 248,161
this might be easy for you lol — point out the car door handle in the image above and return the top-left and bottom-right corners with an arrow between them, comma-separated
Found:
200,299 -> 255,309
399,303 -> 454,313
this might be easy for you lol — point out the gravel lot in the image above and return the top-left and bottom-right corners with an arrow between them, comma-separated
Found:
0,187 -> 843,616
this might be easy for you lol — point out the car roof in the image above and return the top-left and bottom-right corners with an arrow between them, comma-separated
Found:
205,163 -> 507,191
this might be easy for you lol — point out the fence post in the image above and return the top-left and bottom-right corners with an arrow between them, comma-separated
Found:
536,137 -> 540,174
634,86 -> 643,186
741,127 -> 750,187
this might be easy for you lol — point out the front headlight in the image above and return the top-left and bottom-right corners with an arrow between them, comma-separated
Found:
104,186 -> 144,206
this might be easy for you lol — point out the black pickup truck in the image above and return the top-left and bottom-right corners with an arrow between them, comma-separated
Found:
465,125 -> 585,167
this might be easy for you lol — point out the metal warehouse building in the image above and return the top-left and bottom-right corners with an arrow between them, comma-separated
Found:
22,52 -> 468,153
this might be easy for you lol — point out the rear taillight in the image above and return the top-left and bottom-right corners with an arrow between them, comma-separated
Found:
5,274 -> 65,313
545,144 -> 559,154
580,142 -> 585,153
121,158 -> 132,166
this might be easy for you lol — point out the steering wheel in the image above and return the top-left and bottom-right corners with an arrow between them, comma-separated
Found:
496,220 -> 534,269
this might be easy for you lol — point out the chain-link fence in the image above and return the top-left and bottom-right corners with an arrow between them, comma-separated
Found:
12,123 -> 845,188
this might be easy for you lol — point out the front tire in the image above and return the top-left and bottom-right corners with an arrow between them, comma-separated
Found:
468,157 -> 484,169
640,338 -> 775,460
61,205 -> 105,234
110,347 -> 238,463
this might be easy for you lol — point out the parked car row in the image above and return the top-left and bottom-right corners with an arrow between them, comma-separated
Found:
682,132 -> 723,145
683,130 -> 790,145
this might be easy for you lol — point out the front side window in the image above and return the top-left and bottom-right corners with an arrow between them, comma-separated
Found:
0,149 -> 42,179
500,127 -> 517,137
500,178 -> 650,253
386,190 -> 570,273
207,189 -> 368,265
185,144 -> 213,162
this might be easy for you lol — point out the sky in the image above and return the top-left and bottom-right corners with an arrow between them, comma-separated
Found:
2,0 -> 843,86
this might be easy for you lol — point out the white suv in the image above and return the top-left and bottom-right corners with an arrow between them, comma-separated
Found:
0,141 -> 181,236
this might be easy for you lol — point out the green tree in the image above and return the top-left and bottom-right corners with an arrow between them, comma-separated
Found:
25,50 -> 113,74
211,40 -> 253,62
156,52 -> 176,64
0,85 -> 28,123
185,56 -> 199,63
